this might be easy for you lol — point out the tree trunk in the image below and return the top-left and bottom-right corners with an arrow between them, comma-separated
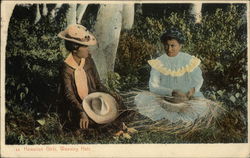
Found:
76,4 -> 88,24
122,4 -> 134,30
190,3 -> 202,23
34,4 -> 41,24
66,4 -> 77,25
42,4 -> 48,16
135,4 -> 143,15
50,4 -> 62,18
91,4 -> 123,81
1,2 -> 16,95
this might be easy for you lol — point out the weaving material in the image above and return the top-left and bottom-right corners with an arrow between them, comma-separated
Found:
135,91 -> 217,123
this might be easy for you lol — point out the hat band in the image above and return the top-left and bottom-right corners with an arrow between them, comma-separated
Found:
65,34 -> 90,43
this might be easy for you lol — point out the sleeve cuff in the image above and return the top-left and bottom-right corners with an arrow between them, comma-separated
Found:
77,105 -> 84,113
169,89 -> 173,96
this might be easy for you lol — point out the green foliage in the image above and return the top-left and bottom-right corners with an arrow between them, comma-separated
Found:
6,16 -> 67,111
6,103 -> 247,144
5,104 -> 36,144
104,71 -> 122,92
117,5 -> 247,98
116,29 -> 157,86
5,104 -> 63,144
5,4 -> 247,144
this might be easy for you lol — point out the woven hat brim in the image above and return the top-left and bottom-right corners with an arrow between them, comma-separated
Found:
82,92 -> 118,124
58,31 -> 97,46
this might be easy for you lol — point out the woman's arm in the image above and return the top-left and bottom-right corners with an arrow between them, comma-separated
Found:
149,68 -> 173,96
190,66 -> 204,93
62,67 -> 89,129
61,64 -> 84,113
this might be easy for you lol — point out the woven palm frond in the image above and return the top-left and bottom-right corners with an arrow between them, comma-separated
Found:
121,90 -> 226,136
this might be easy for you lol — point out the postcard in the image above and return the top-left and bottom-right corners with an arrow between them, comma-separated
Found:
1,0 -> 250,157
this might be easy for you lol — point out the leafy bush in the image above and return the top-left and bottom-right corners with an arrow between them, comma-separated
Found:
6,16 -> 67,112
115,24 -> 160,88
116,5 -> 247,102
5,104 -> 64,144
104,71 -> 122,92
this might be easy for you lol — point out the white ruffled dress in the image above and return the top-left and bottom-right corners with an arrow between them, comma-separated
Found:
135,52 -> 211,123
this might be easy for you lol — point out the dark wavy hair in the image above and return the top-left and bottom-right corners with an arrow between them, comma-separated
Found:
64,40 -> 87,52
160,28 -> 185,44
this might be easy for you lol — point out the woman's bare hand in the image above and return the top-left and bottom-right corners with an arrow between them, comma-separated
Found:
79,112 -> 89,129
186,87 -> 195,99
172,89 -> 186,97
171,89 -> 190,103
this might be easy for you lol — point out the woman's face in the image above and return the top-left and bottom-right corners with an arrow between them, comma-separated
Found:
74,45 -> 89,59
164,39 -> 182,57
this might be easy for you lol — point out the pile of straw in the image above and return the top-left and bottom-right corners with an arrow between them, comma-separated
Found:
120,89 -> 226,137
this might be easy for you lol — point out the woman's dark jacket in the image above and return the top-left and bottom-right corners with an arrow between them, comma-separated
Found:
58,55 -> 107,126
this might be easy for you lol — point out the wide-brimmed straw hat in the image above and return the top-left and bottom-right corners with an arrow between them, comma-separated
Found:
82,92 -> 118,124
58,24 -> 97,46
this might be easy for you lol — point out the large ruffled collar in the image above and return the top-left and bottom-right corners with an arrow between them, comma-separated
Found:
148,54 -> 201,77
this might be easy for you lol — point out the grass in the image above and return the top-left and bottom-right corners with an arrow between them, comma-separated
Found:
5,89 -> 248,144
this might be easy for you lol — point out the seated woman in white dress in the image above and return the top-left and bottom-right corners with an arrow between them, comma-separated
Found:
135,29 -> 216,123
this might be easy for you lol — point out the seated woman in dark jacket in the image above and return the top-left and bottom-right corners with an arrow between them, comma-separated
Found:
57,24 -> 121,132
